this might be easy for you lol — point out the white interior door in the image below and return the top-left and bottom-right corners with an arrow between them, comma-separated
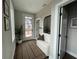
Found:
58,7 -> 68,59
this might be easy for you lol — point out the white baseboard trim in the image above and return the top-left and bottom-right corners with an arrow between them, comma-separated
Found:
66,50 -> 77,58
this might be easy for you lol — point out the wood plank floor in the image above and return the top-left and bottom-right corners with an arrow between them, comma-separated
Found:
14,40 -> 76,59
14,40 -> 47,59
63,53 -> 76,59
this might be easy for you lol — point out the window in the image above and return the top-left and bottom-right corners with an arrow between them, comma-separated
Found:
25,17 -> 32,37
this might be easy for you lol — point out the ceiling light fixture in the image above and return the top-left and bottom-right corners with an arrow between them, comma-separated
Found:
42,4 -> 47,7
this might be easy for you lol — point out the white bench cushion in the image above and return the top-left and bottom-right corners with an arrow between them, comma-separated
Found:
44,33 -> 51,43
37,40 -> 49,56
36,33 -> 51,56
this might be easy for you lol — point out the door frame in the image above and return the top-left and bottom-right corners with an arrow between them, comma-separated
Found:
54,0 -> 76,59
35,18 -> 41,38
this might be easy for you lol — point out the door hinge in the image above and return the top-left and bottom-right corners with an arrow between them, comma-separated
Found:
58,53 -> 60,56
60,13 -> 63,16
59,34 -> 61,37
65,35 -> 68,39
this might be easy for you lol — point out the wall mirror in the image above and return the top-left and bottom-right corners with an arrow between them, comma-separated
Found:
43,15 -> 51,34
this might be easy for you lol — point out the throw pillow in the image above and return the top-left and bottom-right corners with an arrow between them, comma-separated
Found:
38,34 -> 44,41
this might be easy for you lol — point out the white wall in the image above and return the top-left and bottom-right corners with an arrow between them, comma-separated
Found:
10,0 -> 15,42
14,10 -> 35,39
35,1 -> 52,57
35,2 -> 52,35
49,0 -> 62,59
67,29 -> 77,57
2,0 -> 16,59
10,0 -> 16,58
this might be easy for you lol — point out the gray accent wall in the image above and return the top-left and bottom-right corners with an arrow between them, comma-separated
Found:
2,0 -> 16,59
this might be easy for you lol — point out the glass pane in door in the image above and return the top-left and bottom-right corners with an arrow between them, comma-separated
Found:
25,17 -> 32,37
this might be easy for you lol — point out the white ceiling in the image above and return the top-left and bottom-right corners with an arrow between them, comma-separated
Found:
12,0 -> 52,14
